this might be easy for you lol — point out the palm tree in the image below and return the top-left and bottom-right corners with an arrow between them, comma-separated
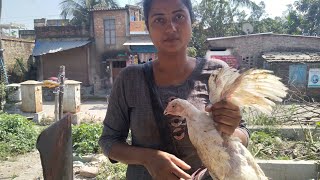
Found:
60,0 -> 118,25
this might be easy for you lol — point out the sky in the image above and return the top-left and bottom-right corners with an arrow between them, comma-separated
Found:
1,0 -> 295,30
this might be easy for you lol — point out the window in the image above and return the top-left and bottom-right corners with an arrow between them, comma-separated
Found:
104,19 -> 116,45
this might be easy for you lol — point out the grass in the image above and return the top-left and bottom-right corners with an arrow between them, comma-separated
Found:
96,160 -> 127,180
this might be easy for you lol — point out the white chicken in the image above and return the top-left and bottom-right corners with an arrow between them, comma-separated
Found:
164,67 -> 288,180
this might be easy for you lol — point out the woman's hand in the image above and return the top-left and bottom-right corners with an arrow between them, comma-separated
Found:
205,100 -> 242,135
143,150 -> 191,180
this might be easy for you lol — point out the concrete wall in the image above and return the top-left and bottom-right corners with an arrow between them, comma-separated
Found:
207,34 -> 320,69
40,46 -> 90,85
1,37 -> 34,70
207,34 -> 320,99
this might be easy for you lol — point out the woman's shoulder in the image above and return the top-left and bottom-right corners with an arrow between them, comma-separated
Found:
117,64 -> 144,80
197,57 -> 228,70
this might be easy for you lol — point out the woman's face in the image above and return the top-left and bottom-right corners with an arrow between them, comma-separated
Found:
147,0 -> 192,53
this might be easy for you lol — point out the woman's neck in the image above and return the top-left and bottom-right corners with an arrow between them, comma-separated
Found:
156,50 -> 188,73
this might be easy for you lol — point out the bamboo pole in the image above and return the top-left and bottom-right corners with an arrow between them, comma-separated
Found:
59,66 -> 65,120
54,87 -> 59,121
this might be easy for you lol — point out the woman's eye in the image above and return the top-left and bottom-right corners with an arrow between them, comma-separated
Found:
154,18 -> 164,23
176,14 -> 185,20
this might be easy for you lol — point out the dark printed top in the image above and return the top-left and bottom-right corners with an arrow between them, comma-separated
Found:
99,58 -> 250,180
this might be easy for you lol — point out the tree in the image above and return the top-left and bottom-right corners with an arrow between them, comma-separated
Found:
254,17 -> 287,34
293,0 -> 320,35
60,0 -> 118,25
285,5 -> 303,35
191,0 -> 261,56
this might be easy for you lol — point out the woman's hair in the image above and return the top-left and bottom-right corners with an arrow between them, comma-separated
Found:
142,0 -> 194,29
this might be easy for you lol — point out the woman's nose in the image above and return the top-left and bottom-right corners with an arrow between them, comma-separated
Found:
165,21 -> 178,32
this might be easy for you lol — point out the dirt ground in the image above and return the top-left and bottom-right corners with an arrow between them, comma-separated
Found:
0,100 -> 108,180
0,150 -> 43,180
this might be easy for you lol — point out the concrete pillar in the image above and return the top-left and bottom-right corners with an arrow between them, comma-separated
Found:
63,80 -> 81,113
20,80 -> 45,123
63,80 -> 82,125
20,80 -> 43,113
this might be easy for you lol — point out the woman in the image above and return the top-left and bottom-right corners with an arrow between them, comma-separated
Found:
99,0 -> 250,179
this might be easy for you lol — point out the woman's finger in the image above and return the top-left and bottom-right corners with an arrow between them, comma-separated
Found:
170,156 -> 192,179
212,109 -> 241,120
171,163 -> 192,179
214,116 -> 240,127
212,100 -> 239,111
205,103 -> 213,112
170,155 -> 191,170
215,123 -> 236,135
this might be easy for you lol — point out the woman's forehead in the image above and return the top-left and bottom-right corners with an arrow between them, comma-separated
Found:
149,0 -> 188,15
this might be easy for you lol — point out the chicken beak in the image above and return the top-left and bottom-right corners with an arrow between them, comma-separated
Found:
163,110 -> 168,115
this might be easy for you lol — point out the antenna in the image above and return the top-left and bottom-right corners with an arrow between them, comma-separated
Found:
242,23 -> 254,35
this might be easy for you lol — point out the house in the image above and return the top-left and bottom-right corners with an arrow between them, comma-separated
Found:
206,33 -> 320,99
19,30 -> 36,40
33,20 -> 91,87
90,4 -> 156,90
33,5 -> 157,94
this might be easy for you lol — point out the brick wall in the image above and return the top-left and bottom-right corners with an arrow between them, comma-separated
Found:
92,9 -> 129,55
1,37 -> 34,70
35,26 -> 90,39
41,46 -> 89,85
207,34 -> 320,69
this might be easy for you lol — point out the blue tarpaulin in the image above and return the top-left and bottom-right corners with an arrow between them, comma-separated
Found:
289,64 -> 307,87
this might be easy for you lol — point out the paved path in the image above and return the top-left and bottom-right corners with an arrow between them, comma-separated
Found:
43,100 -> 108,122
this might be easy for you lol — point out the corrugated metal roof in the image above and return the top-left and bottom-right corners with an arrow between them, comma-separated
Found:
262,52 -> 320,62
206,33 -> 320,42
33,39 -> 90,56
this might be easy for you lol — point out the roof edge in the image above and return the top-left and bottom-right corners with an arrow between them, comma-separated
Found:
206,33 -> 320,41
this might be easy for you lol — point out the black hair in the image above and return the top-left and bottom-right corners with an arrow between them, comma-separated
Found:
142,0 -> 194,29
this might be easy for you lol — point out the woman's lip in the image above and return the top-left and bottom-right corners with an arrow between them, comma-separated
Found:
164,39 -> 179,42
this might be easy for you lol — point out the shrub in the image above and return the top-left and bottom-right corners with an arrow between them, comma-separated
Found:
8,58 -> 27,83
0,113 -> 38,160
72,123 -> 103,155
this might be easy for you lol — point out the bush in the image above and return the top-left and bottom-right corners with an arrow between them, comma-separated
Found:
8,58 -> 27,83
72,123 -> 103,155
0,113 -> 38,160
